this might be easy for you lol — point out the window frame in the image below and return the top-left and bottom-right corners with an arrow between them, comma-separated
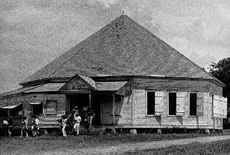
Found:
146,91 -> 156,116
189,93 -> 197,116
168,92 -> 177,116
45,100 -> 57,115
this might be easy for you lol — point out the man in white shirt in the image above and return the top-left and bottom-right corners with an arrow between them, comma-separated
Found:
73,111 -> 81,135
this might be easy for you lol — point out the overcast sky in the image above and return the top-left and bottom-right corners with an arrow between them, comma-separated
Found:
1,0 -> 230,93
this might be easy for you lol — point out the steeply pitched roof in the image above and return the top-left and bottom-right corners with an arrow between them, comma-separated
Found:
21,15 -> 216,85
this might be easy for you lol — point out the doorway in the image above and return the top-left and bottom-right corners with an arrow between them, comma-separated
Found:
93,93 -> 114,125
67,94 -> 89,113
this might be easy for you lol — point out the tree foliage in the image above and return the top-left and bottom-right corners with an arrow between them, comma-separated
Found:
209,57 -> 230,96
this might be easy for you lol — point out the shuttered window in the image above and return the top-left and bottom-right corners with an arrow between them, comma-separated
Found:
197,93 -> 204,116
46,100 -> 57,114
190,93 -> 197,116
155,91 -> 164,115
169,93 -> 176,115
147,92 -> 155,115
176,92 -> 186,116
213,95 -> 228,118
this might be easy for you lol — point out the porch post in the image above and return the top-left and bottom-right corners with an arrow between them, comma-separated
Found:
7,110 -> 10,117
89,92 -> 92,108
112,94 -> 115,125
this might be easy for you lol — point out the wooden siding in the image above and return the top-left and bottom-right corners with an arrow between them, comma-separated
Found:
0,93 -> 66,117
98,94 -> 132,125
133,78 -> 223,96
116,95 -> 132,125
131,89 -> 223,129
213,95 -> 228,118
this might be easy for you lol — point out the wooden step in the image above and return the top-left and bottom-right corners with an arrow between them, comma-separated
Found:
223,129 -> 230,135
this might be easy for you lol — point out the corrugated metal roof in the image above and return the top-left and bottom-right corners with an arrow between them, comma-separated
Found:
0,85 -> 41,97
0,103 -> 22,109
96,81 -> 127,91
24,83 -> 65,93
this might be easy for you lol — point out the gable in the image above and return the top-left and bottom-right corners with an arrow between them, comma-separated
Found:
62,76 -> 94,90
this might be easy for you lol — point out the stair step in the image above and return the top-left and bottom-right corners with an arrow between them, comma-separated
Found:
223,129 -> 230,135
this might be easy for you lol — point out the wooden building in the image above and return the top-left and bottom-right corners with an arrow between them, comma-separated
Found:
0,15 -> 227,132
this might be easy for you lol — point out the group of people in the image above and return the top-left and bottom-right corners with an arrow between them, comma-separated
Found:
2,106 -> 95,137
21,115 -> 40,137
1,115 -> 40,137
59,106 -> 95,137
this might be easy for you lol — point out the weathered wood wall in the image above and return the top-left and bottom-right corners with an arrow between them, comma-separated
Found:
0,77 -> 225,129
128,89 -> 223,129
113,78 -> 224,129
0,93 -> 66,117
133,78 -> 223,96
116,95 -> 132,125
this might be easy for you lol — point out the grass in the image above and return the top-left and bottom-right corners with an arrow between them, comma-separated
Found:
124,140 -> 230,155
0,133 -> 222,155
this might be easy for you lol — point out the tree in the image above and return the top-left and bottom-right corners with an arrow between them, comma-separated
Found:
209,58 -> 230,128
209,57 -> 230,97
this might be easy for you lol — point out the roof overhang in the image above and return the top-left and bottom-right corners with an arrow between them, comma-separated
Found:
0,103 -> 22,110
30,102 -> 41,105
24,83 -> 65,93
96,81 -> 127,91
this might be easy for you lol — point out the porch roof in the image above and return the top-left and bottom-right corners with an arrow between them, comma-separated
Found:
24,83 -> 65,93
0,103 -> 22,109
96,81 -> 127,91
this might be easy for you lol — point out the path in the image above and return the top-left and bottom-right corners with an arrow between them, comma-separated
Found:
42,135 -> 230,155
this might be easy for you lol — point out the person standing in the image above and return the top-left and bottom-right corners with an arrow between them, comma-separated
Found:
61,115 -> 68,137
81,106 -> 89,130
2,119 -> 9,136
73,111 -> 81,135
31,115 -> 40,136
21,116 -> 29,137
88,108 -> 95,132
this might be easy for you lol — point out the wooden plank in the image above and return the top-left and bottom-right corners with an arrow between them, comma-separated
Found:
213,95 -> 227,118
133,78 -> 222,96
176,92 -> 186,116
155,91 -> 164,115
89,92 -> 92,108
112,94 -> 115,124
197,92 -> 204,116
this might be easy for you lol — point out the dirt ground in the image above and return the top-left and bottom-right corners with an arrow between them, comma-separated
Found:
1,134 -> 230,155
72,135 -> 230,155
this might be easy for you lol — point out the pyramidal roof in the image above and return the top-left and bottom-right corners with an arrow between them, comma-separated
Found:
21,15 -> 217,85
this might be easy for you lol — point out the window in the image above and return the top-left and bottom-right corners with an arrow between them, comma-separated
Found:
169,93 -> 176,115
147,92 -> 155,115
190,93 -> 197,116
46,100 -> 57,114
32,103 -> 43,116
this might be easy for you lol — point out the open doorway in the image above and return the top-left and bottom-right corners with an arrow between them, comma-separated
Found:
67,94 -> 89,113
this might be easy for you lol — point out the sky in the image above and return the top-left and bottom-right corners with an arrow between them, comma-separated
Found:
1,0 -> 230,93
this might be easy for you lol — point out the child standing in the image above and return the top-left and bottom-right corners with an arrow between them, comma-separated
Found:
73,111 -> 81,135
31,116 -> 40,136
21,116 -> 29,137
61,115 -> 68,137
